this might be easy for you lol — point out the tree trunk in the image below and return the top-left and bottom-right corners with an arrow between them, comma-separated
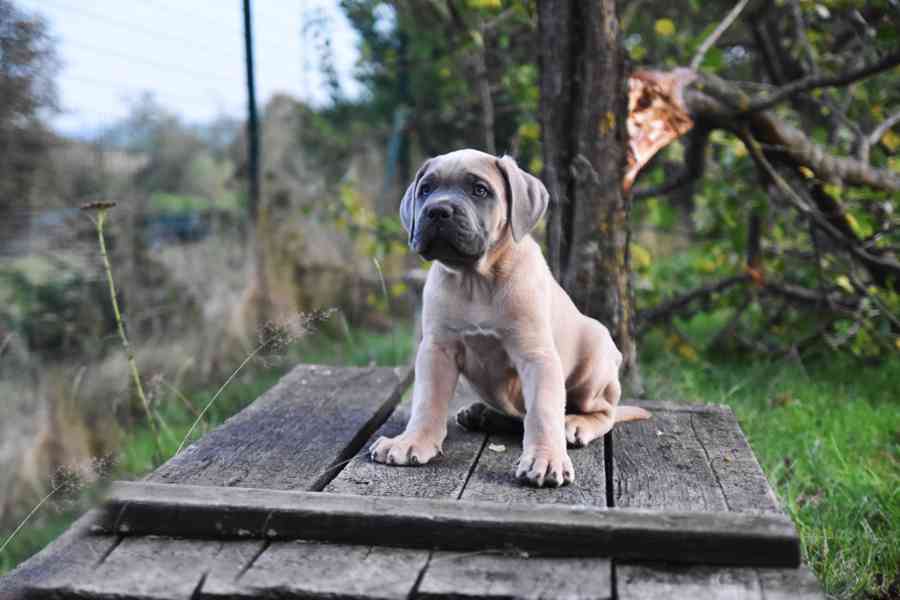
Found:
538,0 -> 639,390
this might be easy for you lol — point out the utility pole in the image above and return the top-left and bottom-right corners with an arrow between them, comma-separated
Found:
242,0 -> 260,223
242,0 -> 270,328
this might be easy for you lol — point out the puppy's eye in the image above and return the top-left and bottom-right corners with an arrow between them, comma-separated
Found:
473,183 -> 489,198
419,183 -> 432,197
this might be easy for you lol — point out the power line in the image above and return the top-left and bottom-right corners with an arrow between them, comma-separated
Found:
140,0 -> 299,56
62,37 -> 245,87
60,72 -> 233,108
34,0 -> 245,61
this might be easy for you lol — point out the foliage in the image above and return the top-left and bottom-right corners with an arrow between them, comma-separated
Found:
341,0 -> 542,175
0,0 -> 58,236
626,2 -> 899,359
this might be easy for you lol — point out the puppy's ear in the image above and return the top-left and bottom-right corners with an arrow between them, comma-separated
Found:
399,158 -> 431,243
496,155 -> 549,242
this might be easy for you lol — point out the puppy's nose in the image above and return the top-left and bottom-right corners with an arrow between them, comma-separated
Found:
426,203 -> 454,220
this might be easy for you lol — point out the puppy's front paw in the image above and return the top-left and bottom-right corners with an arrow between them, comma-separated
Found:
515,445 -> 574,488
369,434 -> 443,466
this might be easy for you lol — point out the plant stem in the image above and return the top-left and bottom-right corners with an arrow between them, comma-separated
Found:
95,210 -> 159,446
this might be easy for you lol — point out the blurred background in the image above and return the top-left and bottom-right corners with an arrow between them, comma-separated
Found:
0,1 -> 896,598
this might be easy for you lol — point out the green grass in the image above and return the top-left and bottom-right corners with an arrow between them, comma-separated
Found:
642,328 -> 899,599
0,324 -> 414,576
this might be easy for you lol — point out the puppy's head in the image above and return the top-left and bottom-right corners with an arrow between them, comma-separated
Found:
399,149 -> 548,268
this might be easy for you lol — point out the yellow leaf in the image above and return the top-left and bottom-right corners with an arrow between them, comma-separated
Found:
835,275 -> 853,293
390,282 -> 407,297
631,243 -> 652,270
528,157 -> 543,175
799,166 -> 815,179
823,183 -> 842,197
881,130 -> 900,152
518,122 -> 540,141
845,212 -> 860,235
733,140 -> 747,157
468,0 -> 502,8
677,343 -> 698,362
655,18 -> 676,37
895,337 -> 900,351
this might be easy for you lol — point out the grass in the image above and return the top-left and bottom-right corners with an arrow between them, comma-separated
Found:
0,324 -> 414,576
642,326 -> 899,599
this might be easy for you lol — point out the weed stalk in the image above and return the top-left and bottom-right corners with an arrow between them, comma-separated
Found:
88,204 -> 161,455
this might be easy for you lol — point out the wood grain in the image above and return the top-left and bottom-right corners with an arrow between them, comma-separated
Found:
97,481 -> 801,567
204,377 -> 487,598
0,510 -> 116,600
205,540 -> 427,600
150,364 -> 411,491
418,552 -> 611,600
31,536 -> 225,600
325,378 -> 487,499
460,430 -> 608,507
613,405 -> 822,599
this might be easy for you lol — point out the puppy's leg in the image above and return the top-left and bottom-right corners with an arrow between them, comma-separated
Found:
370,338 -> 458,466
565,380 -> 651,447
565,379 -> 618,448
513,350 -> 573,488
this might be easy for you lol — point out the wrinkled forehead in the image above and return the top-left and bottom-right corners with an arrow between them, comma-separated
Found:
424,150 -> 505,190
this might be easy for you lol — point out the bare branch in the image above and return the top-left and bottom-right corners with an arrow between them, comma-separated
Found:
633,127 -> 709,199
860,109 -> 900,163
637,275 -> 748,328
683,74 -> 900,191
690,0 -> 751,70
743,133 -> 900,288
745,50 -> 900,113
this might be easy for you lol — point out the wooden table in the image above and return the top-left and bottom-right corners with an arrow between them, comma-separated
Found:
0,364 -> 824,599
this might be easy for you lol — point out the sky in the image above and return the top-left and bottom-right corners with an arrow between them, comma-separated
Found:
15,0 -> 362,137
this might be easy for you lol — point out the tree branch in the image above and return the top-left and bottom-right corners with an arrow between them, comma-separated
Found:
637,275 -> 748,328
690,0 -> 750,70
683,74 -> 900,191
859,109 -> 900,163
744,50 -> 900,113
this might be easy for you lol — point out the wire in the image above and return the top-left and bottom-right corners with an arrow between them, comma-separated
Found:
60,72 -> 233,108
32,0 -> 245,61
140,0 -> 300,56
62,37 -> 244,86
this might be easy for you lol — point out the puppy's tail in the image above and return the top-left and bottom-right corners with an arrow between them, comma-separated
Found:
615,405 -> 652,423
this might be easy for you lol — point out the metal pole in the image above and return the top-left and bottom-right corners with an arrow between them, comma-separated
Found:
242,0 -> 260,223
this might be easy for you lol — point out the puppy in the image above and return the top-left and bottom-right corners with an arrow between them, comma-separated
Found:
370,149 -> 650,487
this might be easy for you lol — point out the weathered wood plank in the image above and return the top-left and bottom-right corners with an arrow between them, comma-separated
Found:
203,380 -> 486,599
460,430 -> 608,506
325,379 -> 487,499
203,540 -> 428,600
30,536 -> 229,600
418,552 -> 611,600
613,409 -> 728,512
150,364 -> 411,491
0,511 -> 116,600
690,409 -> 779,513
757,566 -> 824,600
617,563 -> 762,600
613,406 -> 822,599
97,481 -> 800,567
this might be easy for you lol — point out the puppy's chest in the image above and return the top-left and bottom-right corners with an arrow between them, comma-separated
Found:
458,324 -> 508,358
